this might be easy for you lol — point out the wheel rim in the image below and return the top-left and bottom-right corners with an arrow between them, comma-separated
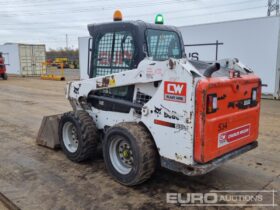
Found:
62,122 -> 79,153
109,136 -> 133,175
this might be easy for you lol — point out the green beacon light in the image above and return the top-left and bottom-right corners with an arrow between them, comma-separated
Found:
155,14 -> 164,24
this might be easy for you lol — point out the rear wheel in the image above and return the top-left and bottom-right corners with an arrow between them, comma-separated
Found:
103,122 -> 157,186
1,73 -> 7,80
59,111 -> 98,162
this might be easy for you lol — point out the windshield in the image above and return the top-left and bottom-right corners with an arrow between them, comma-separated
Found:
146,29 -> 182,61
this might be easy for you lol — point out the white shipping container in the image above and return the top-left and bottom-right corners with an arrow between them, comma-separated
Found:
180,16 -> 280,99
0,43 -> 46,76
78,16 -> 280,98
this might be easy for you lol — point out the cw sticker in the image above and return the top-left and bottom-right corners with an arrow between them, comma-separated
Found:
164,81 -> 187,103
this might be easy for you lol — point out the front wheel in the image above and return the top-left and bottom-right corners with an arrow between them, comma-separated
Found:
103,122 -> 157,186
59,111 -> 99,162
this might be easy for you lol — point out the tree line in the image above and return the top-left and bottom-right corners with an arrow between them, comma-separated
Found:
46,48 -> 79,62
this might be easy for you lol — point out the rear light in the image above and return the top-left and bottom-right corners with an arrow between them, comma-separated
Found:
252,88 -> 257,101
251,88 -> 258,106
207,94 -> 218,114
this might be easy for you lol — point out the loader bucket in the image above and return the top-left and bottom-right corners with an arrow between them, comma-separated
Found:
36,114 -> 62,149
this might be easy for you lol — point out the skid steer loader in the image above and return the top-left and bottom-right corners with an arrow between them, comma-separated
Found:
0,52 -> 8,80
37,11 -> 261,186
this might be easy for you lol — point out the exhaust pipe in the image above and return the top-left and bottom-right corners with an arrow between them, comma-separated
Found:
204,63 -> 221,78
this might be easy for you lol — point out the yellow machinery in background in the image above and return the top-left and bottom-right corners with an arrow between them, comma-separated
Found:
52,58 -> 78,69
53,58 -> 69,68
41,61 -> 65,81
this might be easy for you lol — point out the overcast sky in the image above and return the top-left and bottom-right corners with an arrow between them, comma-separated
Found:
0,0 -> 268,50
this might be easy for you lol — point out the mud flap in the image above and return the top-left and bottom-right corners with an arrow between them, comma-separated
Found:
36,114 -> 62,149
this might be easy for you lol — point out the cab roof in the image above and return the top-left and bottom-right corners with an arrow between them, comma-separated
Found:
87,20 -> 182,37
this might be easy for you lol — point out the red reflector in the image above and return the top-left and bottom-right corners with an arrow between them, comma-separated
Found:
207,95 -> 213,113
154,119 -> 175,128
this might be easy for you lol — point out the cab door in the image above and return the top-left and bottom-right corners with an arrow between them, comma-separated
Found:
88,29 -> 137,113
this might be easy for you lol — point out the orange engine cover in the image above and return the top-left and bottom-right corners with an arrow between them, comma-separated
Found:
194,75 -> 261,163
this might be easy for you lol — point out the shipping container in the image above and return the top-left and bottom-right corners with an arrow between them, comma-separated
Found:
0,43 -> 46,76
78,16 -> 280,99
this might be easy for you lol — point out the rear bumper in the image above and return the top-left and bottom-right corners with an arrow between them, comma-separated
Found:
161,141 -> 258,176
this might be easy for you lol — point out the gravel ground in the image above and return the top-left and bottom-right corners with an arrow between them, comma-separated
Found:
0,202 -> 8,210
0,75 -> 279,210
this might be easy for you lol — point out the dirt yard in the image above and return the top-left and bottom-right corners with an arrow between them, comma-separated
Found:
0,76 -> 279,210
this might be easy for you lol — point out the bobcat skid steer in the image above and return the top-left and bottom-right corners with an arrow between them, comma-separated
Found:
37,12 -> 261,186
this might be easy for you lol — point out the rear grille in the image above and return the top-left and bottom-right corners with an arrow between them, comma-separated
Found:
134,91 -> 152,114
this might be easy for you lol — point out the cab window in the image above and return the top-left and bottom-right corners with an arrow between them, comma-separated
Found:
146,29 -> 182,61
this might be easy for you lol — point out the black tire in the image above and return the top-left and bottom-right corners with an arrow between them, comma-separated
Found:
2,73 -> 7,80
103,122 -> 157,186
59,111 -> 98,162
